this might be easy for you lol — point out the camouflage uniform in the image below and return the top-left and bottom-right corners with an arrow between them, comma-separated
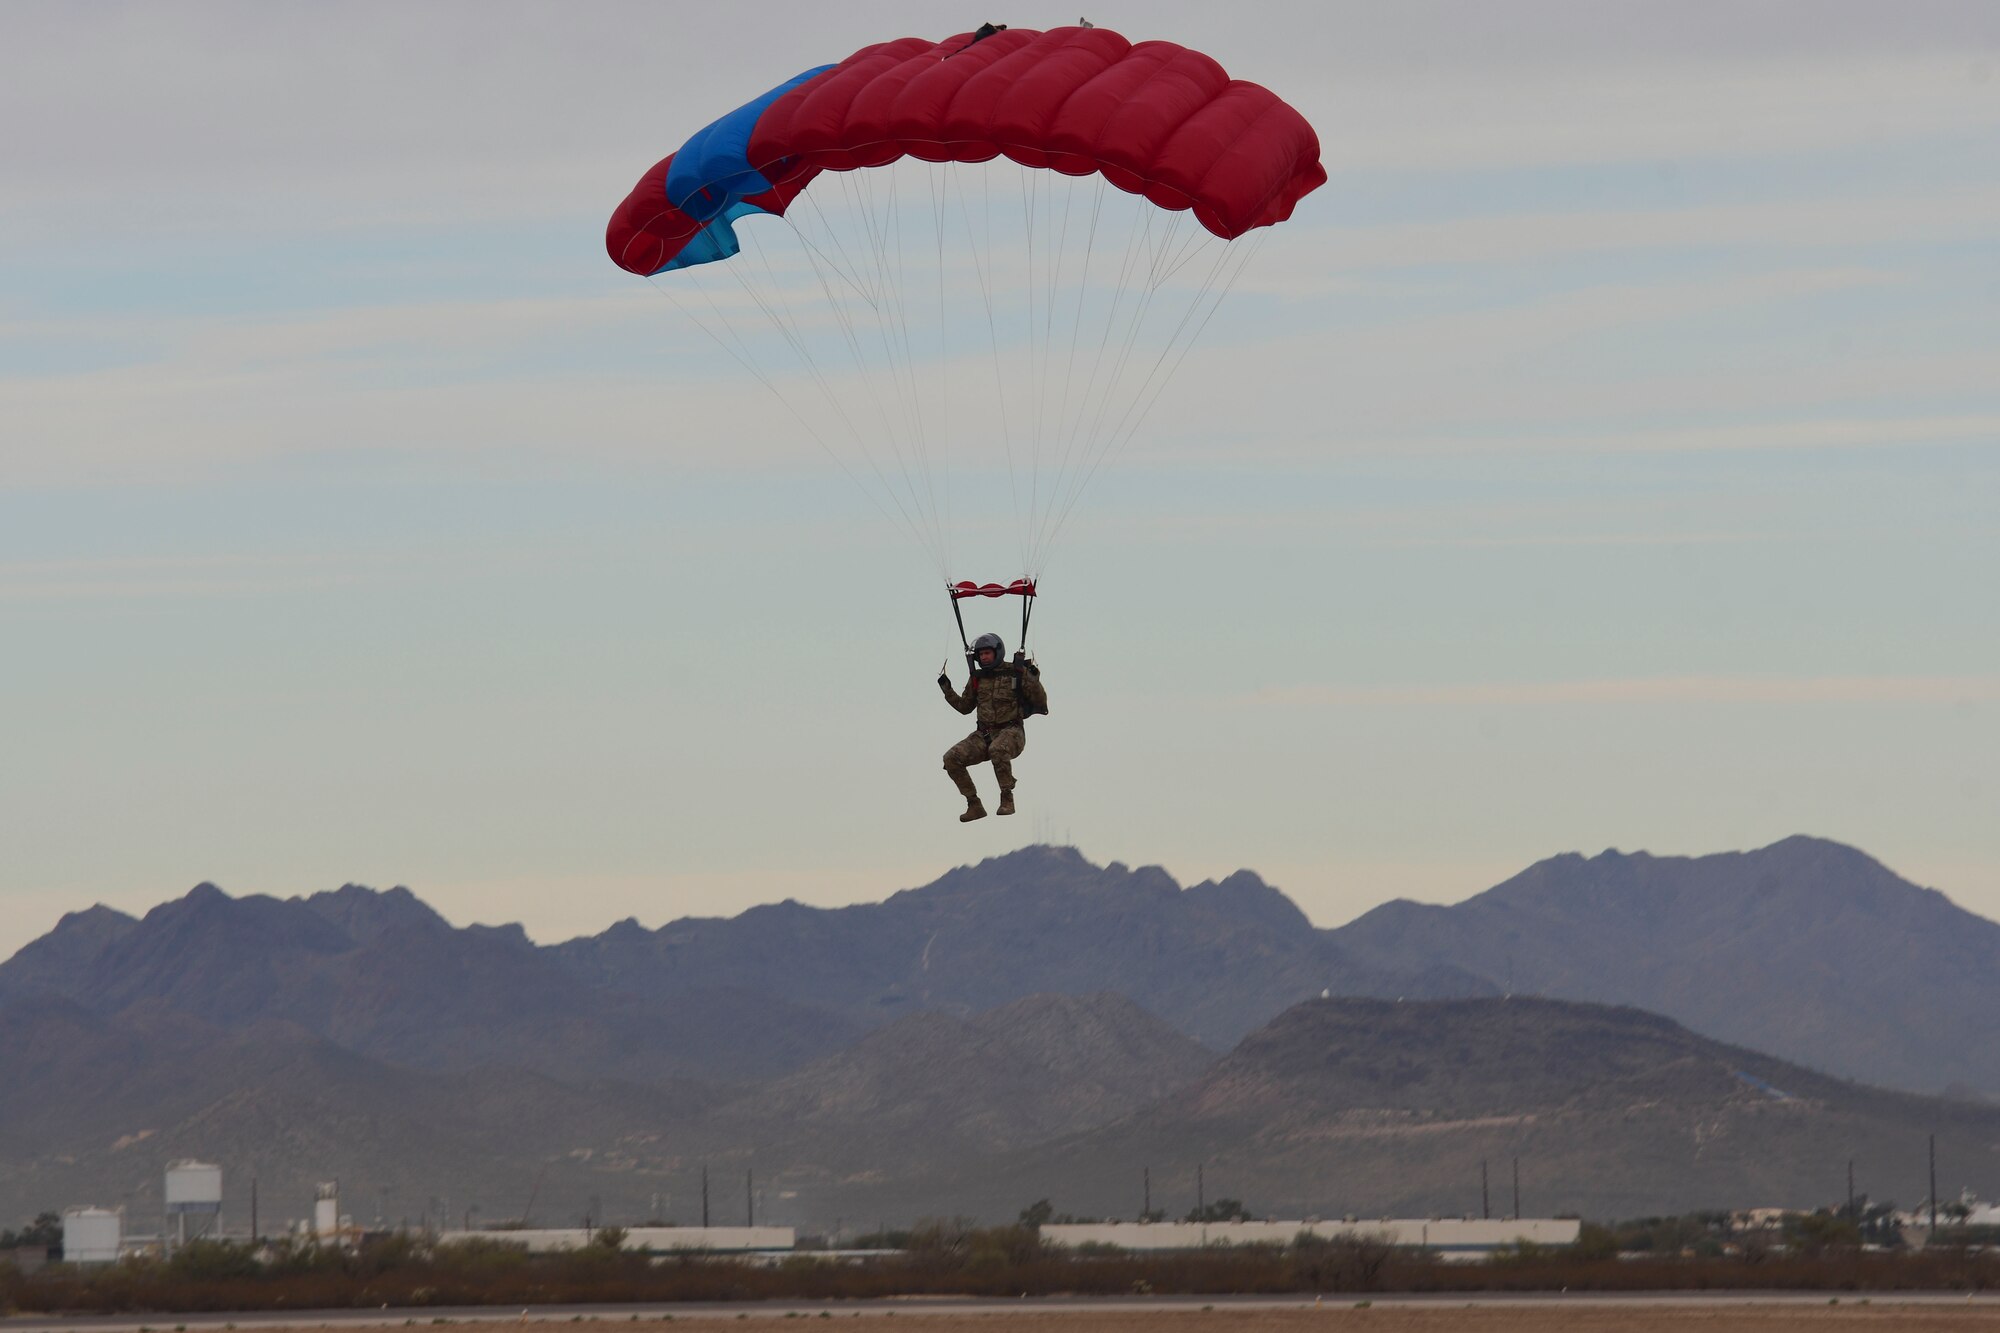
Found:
940,661 -> 1048,799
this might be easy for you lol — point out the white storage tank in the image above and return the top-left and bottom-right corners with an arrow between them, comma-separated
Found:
62,1207 -> 122,1264
165,1160 -> 223,1212
165,1159 -> 223,1245
313,1182 -> 340,1238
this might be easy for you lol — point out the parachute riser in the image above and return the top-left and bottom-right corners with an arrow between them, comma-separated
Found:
950,592 -> 974,673
946,578 -> 1037,672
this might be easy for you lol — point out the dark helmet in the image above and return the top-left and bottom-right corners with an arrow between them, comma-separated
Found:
972,632 -> 1005,661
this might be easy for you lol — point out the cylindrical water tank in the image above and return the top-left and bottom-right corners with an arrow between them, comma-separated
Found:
313,1183 -> 340,1237
165,1160 -> 223,1212
62,1207 -> 122,1264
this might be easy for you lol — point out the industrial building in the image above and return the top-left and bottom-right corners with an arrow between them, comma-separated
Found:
1042,1217 -> 1582,1260
434,1226 -> 796,1255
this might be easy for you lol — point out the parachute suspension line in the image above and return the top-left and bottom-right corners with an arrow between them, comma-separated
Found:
819,162 -> 946,576
1065,198 -> 1156,467
1038,230 -> 1266,563
788,187 -> 888,309
1037,177 -> 1152,570
1022,222 -> 1123,575
1025,201 -> 1178,575
638,155 -> 1268,596
929,163 -> 953,580
1016,161 -> 1048,576
1039,233 -> 1237,559
774,209 -> 939,571
785,197 -> 909,468
1027,170 -> 1081,579
772,213 -> 944,576
639,274 -> 932,563
949,160 -> 1028,581
1032,172 -> 1072,571
874,166 -> 949,575
832,168 -> 881,304
845,167 -> 917,477
1154,231 -> 1215,288
1104,235 -> 1253,475
689,185 -> 955,585
1027,173 -> 1109,580
717,250 -> 950,583
1030,213 -> 1218,571
886,166 -> 950,575
718,245 -> 929,557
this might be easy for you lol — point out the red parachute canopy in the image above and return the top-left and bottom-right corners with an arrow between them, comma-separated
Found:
608,25 -> 1325,277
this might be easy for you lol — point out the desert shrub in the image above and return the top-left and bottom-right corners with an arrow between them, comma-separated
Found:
1287,1233 -> 1402,1292
1570,1222 -> 1619,1262
9,1219 -> 2000,1312
167,1241 -> 262,1282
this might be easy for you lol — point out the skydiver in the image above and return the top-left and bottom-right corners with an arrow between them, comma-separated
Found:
937,631 -> 1048,822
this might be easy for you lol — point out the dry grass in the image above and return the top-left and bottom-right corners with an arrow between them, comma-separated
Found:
207,1307 -> 2000,1333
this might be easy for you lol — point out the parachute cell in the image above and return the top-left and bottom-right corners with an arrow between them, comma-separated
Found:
607,27 -> 1324,277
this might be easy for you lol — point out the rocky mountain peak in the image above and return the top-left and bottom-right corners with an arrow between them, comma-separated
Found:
304,882 -> 450,941
1186,869 -> 1312,934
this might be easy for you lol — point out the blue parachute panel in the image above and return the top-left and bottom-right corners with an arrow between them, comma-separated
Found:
655,201 -> 767,274
664,65 -> 835,223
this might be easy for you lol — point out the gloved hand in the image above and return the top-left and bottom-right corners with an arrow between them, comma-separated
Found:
937,661 -> 951,687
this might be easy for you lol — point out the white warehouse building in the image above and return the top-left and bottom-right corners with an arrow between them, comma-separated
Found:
436,1226 -> 795,1255
1043,1217 -> 1581,1260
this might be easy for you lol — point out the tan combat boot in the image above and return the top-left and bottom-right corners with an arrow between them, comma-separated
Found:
996,789 -> 1016,816
947,765 -> 984,822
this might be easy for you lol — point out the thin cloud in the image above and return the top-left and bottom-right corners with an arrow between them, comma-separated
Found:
1307,187 -> 2000,274
1209,412 -> 2000,464
1246,675 -> 2000,708
1313,50 -> 2000,175
0,549 -> 439,601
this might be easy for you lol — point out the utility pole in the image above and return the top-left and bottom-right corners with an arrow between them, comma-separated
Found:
1512,1156 -> 1520,1220
1929,1135 -> 1939,1235
250,1177 -> 258,1243
746,1169 -> 754,1227
1481,1160 -> 1490,1220
701,1166 -> 710,1228
1143,1167 -> 1150,1220
1847,1160 -> 1856,1223
1197,1164 -> 1205,1219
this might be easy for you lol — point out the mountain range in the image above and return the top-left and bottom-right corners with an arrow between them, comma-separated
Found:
3,835 -> 1995,1229
969,995 -> 2000,1223
1336,836 -> 2000,1100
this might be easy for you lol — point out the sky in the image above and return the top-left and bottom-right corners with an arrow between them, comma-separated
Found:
3,1 -> 1997,960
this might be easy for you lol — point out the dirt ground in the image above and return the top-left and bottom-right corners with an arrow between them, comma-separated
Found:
241,1307 -> 2000,1333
